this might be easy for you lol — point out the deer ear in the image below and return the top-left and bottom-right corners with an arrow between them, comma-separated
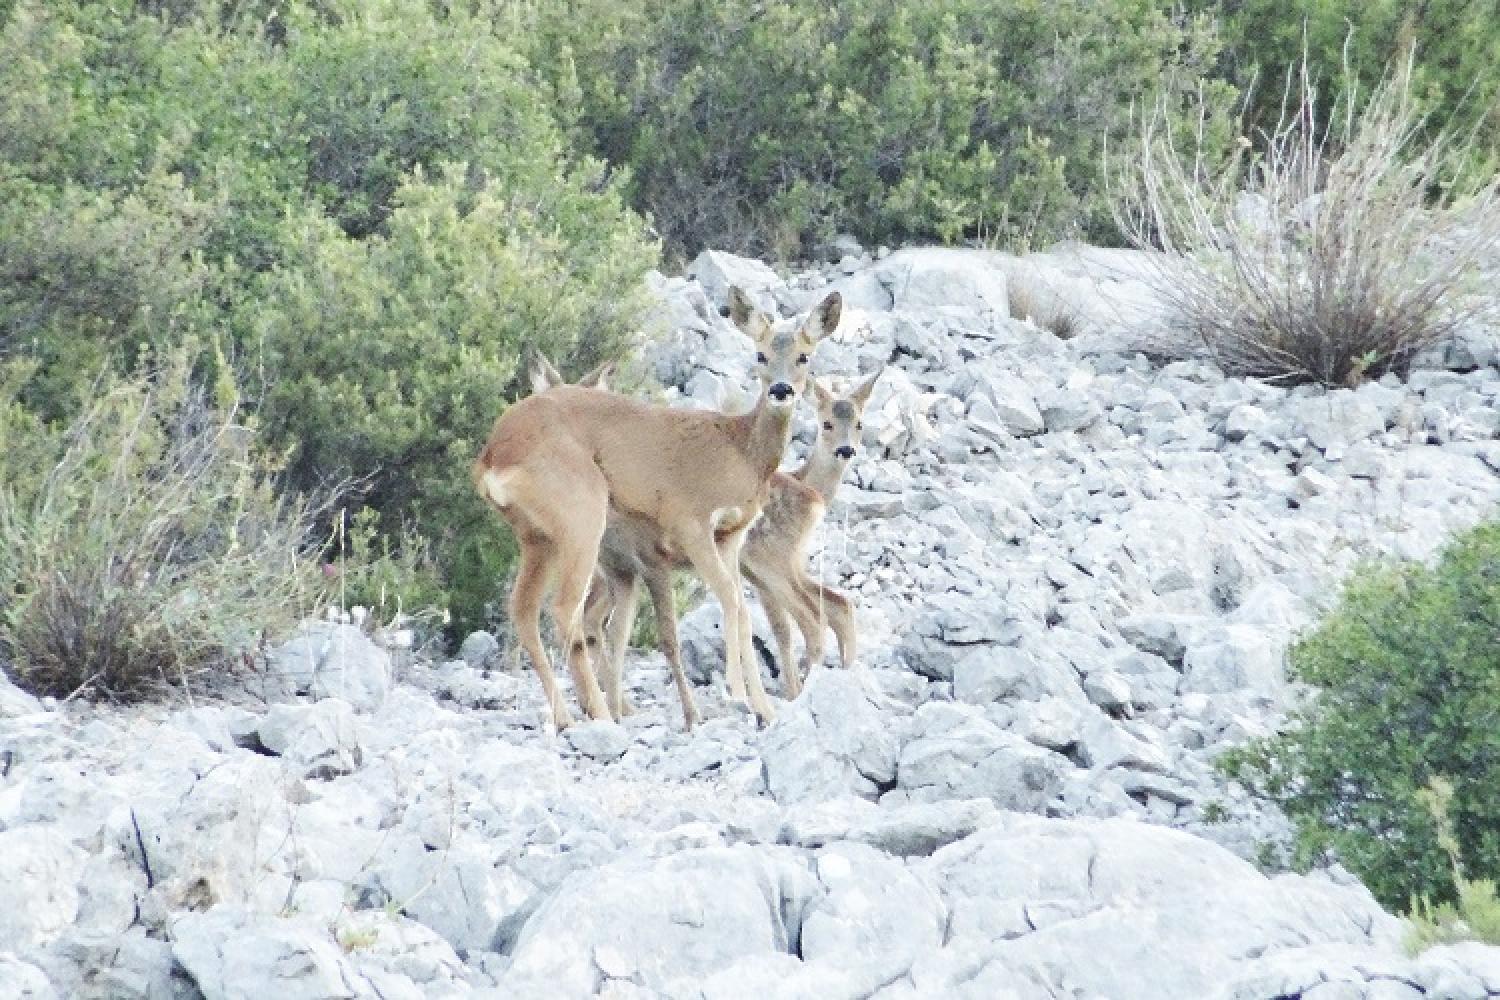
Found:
578,360 -> 614,391
805,291 -> 842,341
810,377 -> 834,408
727,286 -> 769,338
850,371 -> 880,407
529,353 -> 563,394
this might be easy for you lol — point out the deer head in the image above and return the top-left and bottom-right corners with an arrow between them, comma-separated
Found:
727,286 -> 842,410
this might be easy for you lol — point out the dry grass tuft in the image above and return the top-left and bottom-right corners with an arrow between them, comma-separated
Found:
0,359 -> 329,701
1115,56 -> 1500,386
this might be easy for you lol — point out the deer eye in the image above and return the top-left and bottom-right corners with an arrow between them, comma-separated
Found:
756,352 -> 767,364
856,422 -> 863,431
797,354 -> 809,365
823,421 -> 833,431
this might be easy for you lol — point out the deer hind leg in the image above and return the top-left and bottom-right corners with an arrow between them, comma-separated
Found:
819,583 -> 857,668
601,569 -> 641,718
510,536 -> 573,730
644,568 -> 699,730
550,491 -> 613,725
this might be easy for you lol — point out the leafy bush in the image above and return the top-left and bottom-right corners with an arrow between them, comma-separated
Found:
522,0 -> 1237,260
1194,0 -> 1500,183
1117,60 -> 1500,386
247,165 -> 654,631
0,358 -> 328,700
0,0 -> 659,633
1222,520 -> 1500,910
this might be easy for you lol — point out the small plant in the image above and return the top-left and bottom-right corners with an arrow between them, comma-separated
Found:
1200,800 -> 1229,825
336,923 -> 381,954
1117,54 -> 1500,386
0,356 -> 328,700
1406,778 -> 1500,953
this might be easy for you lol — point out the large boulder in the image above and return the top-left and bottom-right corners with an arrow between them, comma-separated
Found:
875,248 -> 1010,319
917,816 -> 1404,1000
759,669 -> 904,805
896,703 -> 1070,813
500,846 -> 817,996
171,906 -> 367,1000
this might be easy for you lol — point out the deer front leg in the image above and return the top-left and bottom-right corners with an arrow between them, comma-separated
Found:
679,527 -> 773,726
723,531 -> 775,725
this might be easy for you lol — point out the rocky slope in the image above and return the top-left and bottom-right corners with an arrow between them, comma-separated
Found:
2,244 -> 1499,999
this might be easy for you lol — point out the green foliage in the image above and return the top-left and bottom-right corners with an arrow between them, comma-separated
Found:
1192,0 -> 1500,180
520,0 -> 1237,260
1406,778 -> 1500,953
0,0 -> 659,635
1222,521 -> 1500,910
0,357 -> 328,700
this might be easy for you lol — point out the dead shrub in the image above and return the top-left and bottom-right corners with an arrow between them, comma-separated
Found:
1115,57 -> 1500,385
0,359 -> 328,700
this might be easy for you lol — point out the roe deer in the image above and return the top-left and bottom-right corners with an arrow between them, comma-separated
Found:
473,287 -> 841,729
742,372 -> 878,698
580,372 -> 878,722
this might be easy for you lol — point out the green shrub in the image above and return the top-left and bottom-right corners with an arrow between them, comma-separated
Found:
1222,520 -> 1500,910
1194,0 -> 1500,182
0,1 -> 660,633
246,164 -> 655,632
520,0 -> 1237,260
0,357 -> 328,700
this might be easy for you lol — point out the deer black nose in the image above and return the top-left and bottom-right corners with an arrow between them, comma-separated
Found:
835,445 -> 855,460
768,382 -> 794,401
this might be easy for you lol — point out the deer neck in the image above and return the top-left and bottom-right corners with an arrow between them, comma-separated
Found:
795,446 -> 850,500
738,395 -> 796,485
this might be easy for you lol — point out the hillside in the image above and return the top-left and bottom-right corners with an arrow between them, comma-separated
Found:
3,244 -> 1499,999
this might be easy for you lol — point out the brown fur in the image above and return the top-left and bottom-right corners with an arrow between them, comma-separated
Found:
582,372 -> 878,722
474,288 -> 840,729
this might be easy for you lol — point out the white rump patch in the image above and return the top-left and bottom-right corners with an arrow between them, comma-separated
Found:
481,468 -> 522,507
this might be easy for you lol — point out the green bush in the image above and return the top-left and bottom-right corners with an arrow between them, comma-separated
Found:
246,164 -> 654,631
1193,0 -> 1500,182
1406,778 -> 1500,953
0,0 -> 660,634
1222,521 -> 1500,910
0,357 -> 328,700
520,0 -> 1237,260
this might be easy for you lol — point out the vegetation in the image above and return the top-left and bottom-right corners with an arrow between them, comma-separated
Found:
1117,58 -> 1500,386
1406,779 -> 1500,953
520,0 -> 1236,261
1,0 -> 1496,645
1223,521 -> 1500,911
0,357 -> 327,700
0,0 -> 658,634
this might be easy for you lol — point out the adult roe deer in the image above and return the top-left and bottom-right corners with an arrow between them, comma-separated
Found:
473,287 -> 841,729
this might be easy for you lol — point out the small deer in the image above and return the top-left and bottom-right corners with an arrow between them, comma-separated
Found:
578,372 -> 878,724
473,287 -> 840,730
